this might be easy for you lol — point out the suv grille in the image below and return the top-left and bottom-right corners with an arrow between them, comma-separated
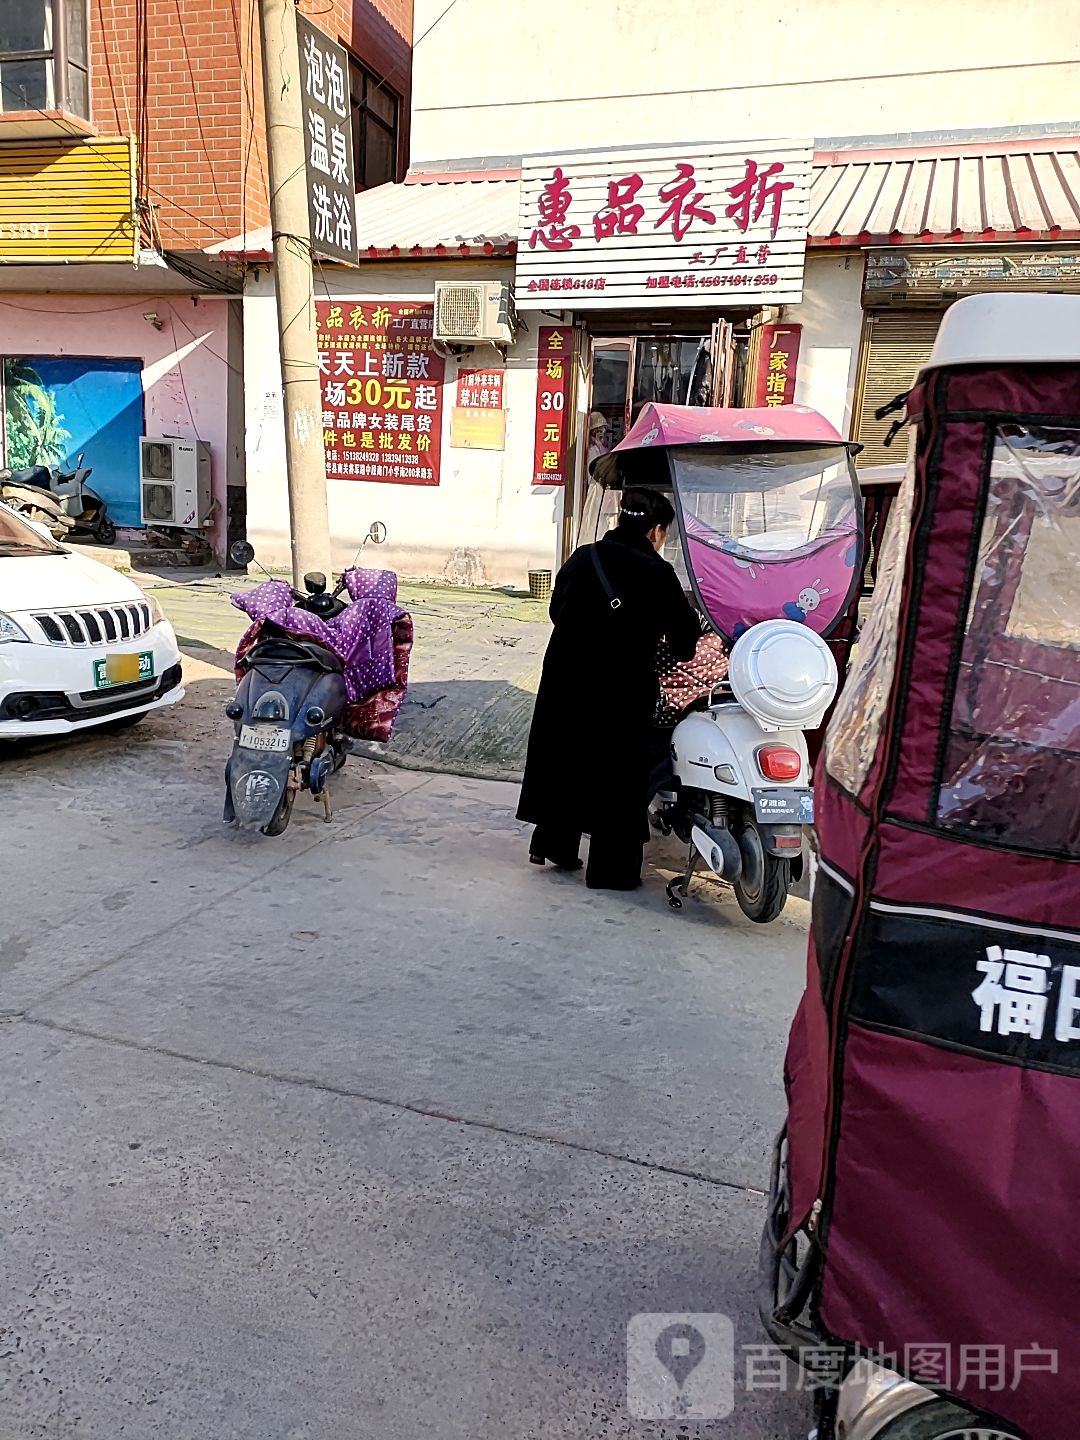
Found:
32,603 -> 152,646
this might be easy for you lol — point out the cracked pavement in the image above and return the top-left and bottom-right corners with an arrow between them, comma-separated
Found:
0,647 -> 811,1439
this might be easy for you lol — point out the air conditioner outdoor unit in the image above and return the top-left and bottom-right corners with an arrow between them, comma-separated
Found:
434,281 -> 516,345
139,437 -> 213,529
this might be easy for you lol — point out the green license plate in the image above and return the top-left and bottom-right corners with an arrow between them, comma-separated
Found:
93,651 -> 154,688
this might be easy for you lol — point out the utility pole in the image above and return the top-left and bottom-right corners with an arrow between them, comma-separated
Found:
258,0 -> 333,584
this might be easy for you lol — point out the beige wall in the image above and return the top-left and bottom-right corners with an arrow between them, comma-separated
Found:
244,262 -> 566,586
785,253 -> 866,435
411,0 -> 1079,161
244,253 -> 875,580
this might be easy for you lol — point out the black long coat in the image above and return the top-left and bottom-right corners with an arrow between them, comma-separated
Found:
517,529 -> 700,841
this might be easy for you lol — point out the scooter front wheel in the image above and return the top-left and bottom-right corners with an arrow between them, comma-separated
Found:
259,785 -> 296,836
94,516 -> 117,545
733,816 -> 789,923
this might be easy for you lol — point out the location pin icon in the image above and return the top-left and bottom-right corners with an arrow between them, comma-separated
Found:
655,1321 -> 707,1392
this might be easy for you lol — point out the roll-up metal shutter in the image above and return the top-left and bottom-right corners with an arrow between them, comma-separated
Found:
854,311 -> 943,467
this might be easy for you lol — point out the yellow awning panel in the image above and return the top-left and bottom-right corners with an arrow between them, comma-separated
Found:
0,137 -> 137,263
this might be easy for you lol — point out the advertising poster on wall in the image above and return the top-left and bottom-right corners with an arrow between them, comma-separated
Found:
532,326 -> 573,486
450,366 -> 506,450
1,355 -> 145,525
316,300 -> 445,485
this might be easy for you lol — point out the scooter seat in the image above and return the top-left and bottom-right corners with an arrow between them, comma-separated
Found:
5,465 -> 52,488
248,635 -> 343,671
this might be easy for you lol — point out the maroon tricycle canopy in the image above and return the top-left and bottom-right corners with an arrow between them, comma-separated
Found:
764,346 -> 1080,1440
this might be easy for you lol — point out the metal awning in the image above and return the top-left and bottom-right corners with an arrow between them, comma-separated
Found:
809,141 -> 1080,246
209,171 -> 520,263
210,140 -> 1080,261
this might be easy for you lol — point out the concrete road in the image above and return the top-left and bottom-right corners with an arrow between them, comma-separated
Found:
0,657 -> 812,1440
149,574 -> 548,779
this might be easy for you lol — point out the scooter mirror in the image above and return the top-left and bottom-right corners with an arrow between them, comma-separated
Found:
368,521 -> 387,545
230,540 -> 256,566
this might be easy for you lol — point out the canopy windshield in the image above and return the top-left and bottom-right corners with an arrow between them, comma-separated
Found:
670,444 -> 861,642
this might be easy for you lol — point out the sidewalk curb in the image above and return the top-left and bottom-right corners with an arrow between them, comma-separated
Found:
347,740 -> 523,787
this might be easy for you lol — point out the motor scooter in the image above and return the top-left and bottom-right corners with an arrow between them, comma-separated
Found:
0,469 -> 74,538
224,523 -> 411,836
0,453 -> 114,543
584,403 -> 862,922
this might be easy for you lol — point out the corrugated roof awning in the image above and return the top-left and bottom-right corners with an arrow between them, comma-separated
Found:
209,171 -> 520,263
809,140 -> 1080,247
209,139 -> 1080,261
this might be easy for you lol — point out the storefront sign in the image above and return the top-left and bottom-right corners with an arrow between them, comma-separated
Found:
753,324 -> 802,407
316,300 -> 444,485
0,137 -> 137,263
532,327 -> 572,485
864,248 -> 1080,303
516,139 -> 812,310
297,14 -> 358,266
451,367 -> 506,449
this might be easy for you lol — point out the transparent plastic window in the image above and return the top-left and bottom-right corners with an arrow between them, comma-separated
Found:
937,424 -> 1080,853
672,446 -> 856,556
823,448 -> 915,796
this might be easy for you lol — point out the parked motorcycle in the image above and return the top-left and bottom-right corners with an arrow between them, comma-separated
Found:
584,403 -> 862,922
0,453 -> 114,544
224,523 -> 411,836
0,470 -> 74,539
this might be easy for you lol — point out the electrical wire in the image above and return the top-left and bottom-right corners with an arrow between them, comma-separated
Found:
0,74 -> 239,243
169,305 -> 246,380
168,313 -> 202,441
171,0 -> 231,229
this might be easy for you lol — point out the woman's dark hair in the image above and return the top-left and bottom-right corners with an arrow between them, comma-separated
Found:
616,487 -> 675,536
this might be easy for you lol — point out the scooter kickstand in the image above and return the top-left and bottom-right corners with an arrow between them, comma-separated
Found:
319,787 -> 333,823
666,844 -> 699,910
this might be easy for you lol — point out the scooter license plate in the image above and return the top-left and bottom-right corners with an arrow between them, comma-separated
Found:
753,787 -> 814,824
239,725 -> 291,754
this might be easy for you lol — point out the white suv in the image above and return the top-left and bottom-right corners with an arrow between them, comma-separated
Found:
0,500 -> 184,738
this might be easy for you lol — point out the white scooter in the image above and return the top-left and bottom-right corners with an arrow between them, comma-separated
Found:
582,401 -> 861,922
655,617 -> 837,920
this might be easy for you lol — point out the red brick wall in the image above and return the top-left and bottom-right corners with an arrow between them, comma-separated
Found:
89,0 -> 413,252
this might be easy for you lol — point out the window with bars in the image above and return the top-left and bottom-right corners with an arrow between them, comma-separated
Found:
0,0 -> 89,119
349,58 -> 400,191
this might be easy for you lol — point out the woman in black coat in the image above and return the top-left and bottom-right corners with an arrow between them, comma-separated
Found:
517,488 -> 700,890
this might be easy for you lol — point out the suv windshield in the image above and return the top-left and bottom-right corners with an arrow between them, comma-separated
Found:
0,504 -> 63,556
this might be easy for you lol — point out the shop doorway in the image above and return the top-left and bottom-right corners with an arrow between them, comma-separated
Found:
580,321 -> 752,519
587,331 -> 721,454
575,322 -> 752,548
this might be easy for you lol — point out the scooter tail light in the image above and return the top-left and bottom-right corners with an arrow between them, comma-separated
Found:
756,743 -> 803,782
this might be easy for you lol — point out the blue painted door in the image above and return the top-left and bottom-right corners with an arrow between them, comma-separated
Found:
2,356 -> 146,528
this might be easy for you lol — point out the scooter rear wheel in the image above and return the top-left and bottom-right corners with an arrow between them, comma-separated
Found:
870,1399 -> 1022,1439
733,816 -> 790,923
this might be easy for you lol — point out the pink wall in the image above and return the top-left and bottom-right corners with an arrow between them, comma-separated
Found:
0,294 -> 235,554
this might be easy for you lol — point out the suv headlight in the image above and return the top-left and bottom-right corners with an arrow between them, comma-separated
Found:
0,612 -> 30,643
147,595 -> 166,626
